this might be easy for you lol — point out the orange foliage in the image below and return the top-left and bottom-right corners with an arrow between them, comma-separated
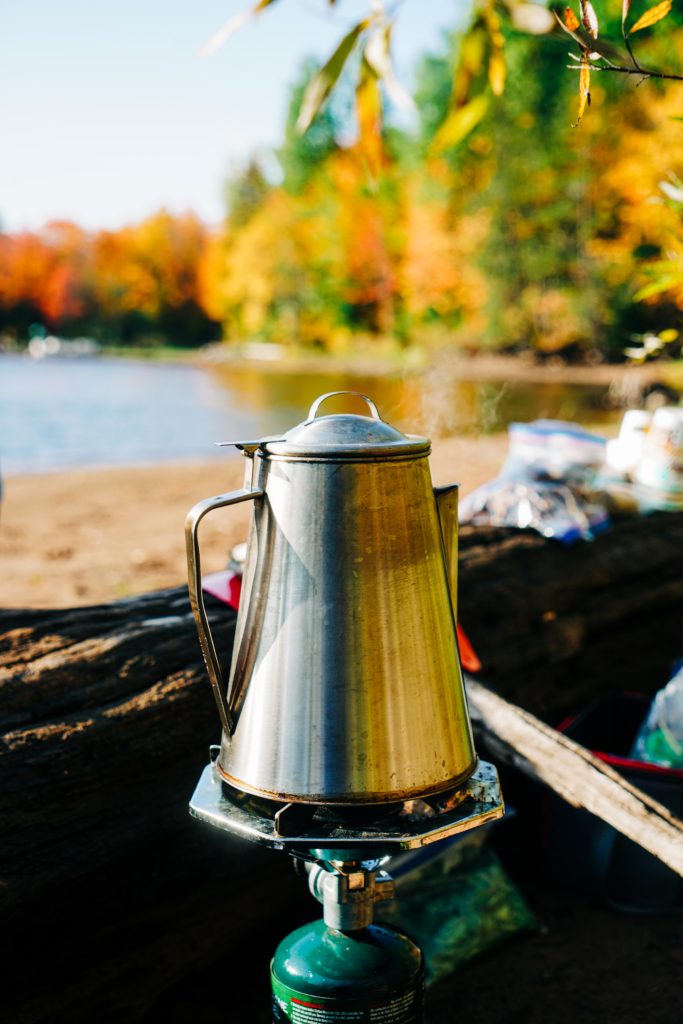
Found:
0,233 -> 55,311
401,174 -> 489,326
89,212 -> 209,320
328,151 -> 398,333
0,211 -> 213,338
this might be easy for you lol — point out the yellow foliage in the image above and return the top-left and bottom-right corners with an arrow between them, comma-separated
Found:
401,177 -> 489,323
587,83 -> 683,308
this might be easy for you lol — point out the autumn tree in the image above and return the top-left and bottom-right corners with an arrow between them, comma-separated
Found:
0,212 -> 220,346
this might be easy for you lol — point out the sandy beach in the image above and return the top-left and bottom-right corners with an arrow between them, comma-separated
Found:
1,434 -> 509,609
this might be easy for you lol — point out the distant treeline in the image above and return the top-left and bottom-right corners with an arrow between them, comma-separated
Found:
0,213 -> 220,347
2,21 -> 683,357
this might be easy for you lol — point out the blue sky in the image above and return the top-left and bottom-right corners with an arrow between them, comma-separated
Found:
1,1 -> 464,232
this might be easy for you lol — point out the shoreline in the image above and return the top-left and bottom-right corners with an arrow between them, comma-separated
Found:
1,452 -> 226,479
7,342 -> 683,390
1,435 -> 510,610
198,345 -> 683,389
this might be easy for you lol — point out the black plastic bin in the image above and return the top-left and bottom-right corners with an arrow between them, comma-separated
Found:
547,692 -> 683,912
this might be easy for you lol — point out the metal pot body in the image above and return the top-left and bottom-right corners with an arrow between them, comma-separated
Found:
218,449 -> 475,804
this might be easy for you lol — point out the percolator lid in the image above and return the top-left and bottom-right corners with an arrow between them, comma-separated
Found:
262,392 -> 430,460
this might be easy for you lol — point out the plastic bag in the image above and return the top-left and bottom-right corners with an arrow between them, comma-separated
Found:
459,420 -> 610,543
379,834 -> 536,984
504,419 -> 606,483
631,667 -> 683,769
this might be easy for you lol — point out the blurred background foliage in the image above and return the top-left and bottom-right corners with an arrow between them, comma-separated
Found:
2,1 -> 683,360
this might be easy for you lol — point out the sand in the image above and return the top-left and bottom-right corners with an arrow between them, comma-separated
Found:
0,435 -> 508,609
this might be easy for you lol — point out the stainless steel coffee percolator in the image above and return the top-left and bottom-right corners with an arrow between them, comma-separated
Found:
185,391 -> 475,805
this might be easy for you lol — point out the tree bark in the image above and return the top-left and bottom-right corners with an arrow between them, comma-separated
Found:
0,590 -> 303,1024
2,513 -> 682,1023
458,512 -> 683,720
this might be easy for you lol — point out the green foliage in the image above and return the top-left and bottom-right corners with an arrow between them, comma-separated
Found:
470,32 -> 603,352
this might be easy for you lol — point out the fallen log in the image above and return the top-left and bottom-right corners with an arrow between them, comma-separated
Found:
466,679 -> 683,876
0,590 -> 303,1024
2,514 -> 682,1023
458,512 -> 683,721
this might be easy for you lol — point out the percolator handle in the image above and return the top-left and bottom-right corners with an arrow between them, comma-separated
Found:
185,487 -> 263,735
307,391 -> 382,421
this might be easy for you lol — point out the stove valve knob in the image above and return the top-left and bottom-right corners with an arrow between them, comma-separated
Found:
307,863 -> 395,932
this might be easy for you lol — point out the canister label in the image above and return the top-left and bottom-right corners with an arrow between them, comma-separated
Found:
271,976 -> 423,1024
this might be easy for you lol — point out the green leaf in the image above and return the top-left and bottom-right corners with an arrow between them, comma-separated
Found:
431,93 -> 490,152
297,19 -> 369,134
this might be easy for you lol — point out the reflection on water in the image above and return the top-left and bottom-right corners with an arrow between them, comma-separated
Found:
1,353 -> 619,474
208,366 -> 425,438
212,365 -> 618,442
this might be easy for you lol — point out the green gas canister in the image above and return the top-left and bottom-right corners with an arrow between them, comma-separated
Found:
271,919 -> 424,1024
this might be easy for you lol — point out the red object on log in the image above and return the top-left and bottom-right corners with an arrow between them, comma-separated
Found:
457,624 -> 482,673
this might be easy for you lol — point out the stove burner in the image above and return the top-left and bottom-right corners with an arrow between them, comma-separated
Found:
190,756 -> 504,853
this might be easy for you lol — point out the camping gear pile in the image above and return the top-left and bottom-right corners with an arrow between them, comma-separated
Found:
460,406 -> 683,543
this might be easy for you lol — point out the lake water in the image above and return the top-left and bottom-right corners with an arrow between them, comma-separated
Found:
0,353 -> 618,474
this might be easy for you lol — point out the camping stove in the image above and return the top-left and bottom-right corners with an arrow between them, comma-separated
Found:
191,751 -> 502,854
190,750 -> 503,1022
185,393 -> 505,1022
